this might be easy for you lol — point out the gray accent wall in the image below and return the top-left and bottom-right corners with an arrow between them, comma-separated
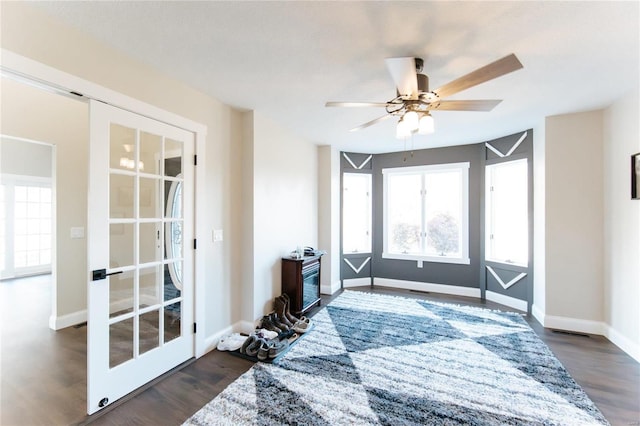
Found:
340,129 -> 534,311
372,143 -> 483,288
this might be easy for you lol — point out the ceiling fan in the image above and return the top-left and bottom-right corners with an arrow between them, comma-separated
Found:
326,54 -> 523,139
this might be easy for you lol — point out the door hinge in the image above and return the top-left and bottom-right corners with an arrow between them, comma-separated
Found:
194,154 -> 197,166
193,239 -> 197,250
193,323 -> 197,333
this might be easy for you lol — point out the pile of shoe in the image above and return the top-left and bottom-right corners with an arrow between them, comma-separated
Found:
260,293 -> 312,335
239,329 -> 290,361
217,293 -> 313,361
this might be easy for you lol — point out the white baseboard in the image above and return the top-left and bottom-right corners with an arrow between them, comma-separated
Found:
49,309 -> 87,330
543,314 -> 606,336
604,325 -> 640,363
321,280 -> 342,295
486,291 -> 527,312
374,277 -> 481,298
343,277 -> 371,288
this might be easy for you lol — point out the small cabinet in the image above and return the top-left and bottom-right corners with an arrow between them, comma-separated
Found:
281,255 -> 322,315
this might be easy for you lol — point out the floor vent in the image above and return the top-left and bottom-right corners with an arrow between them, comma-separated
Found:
551,329 -> 590,338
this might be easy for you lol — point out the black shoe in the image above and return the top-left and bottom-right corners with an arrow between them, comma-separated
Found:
260,316 -> 281,333
268,313 -> 290,332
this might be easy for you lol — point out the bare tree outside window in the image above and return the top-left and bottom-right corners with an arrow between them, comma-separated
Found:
427,212 -> 459,256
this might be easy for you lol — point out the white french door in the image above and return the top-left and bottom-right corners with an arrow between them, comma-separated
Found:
87,100 -> 194,414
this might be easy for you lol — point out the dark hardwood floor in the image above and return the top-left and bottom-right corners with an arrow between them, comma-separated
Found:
1,277 -> 638,425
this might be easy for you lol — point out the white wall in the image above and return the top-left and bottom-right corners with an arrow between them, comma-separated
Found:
1,137 -> 53,178
250,112 -> 318,320
544,110 -> 604,326
1,3 -> 240,337
318,145 -> 341,295
603,89 -> 640,360
1,77 -> 88,323
532,120 -> 546,322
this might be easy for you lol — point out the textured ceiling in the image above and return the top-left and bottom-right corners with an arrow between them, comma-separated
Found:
32,1 -> 639,153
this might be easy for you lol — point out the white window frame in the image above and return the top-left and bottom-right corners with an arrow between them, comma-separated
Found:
382,162 -> 470,265
485,158 -> 528,267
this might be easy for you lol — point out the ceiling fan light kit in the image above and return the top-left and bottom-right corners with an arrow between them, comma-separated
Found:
326,53 -> 523,141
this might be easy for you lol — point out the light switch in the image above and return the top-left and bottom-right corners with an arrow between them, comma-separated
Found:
213,229 -> 223,242
71,227 -> 85,239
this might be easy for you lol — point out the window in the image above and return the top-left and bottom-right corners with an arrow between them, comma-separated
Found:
0,177 -> 52,278
383,162 -> 469,264
485,159 -> 528,266
342,173 -> 371,253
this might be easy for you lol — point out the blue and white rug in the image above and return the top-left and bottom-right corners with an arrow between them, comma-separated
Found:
184,290 -> 609,425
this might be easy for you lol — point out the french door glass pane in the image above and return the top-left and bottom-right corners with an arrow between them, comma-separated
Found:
139,265 -> 162,308
387,174 -> 421,254
110,223 -> 134,268
140,131 -> 162,175
109,317 -> 134,368
110,174 -> 135,219
139,310 -> 160,355
109,124 -> 137,171
164,302 -> 181,343
109,270 -> 134,318
139,222 -> 161,264
424,170 -> 462,257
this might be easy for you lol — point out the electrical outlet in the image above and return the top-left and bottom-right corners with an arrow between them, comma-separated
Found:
213,229 -> 223,242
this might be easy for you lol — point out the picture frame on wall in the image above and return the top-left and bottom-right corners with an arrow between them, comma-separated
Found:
632,152 -> 640,200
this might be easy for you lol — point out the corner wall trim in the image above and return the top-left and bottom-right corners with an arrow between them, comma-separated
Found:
374,277 -> 481,298
543,314 -> 606,336
321,280 -> 342,295
344,257 -> 371,274
49,309 -> 87,330
605,325 -> 640,363
485,290 -> 527,312
531,303 -> 545,326
342,153 -> 372,170
343,277 -> 371,288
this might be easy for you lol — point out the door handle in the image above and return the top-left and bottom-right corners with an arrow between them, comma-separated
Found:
92,268 -> 123,281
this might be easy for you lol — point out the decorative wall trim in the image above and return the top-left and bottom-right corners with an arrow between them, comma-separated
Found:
485,290 -> 527,312
485,131 -> 528,158
343,153 -> 372,170
486,265 -> 527,290
321,280 -> 342,295
343,277 -> 371,288
49,309 -> 87,330
344,257 -> 371,274
374,277 -> 481,298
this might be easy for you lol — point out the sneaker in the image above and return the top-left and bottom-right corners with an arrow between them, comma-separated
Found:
217,333 -> 249,351
268,339 -> 290,358
240,335 -> 258,355
255,328 -> 278,340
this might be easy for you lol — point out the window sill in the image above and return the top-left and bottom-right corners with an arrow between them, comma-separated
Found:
382,252 -> 470,265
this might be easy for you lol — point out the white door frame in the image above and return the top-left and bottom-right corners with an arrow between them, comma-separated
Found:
1,49 -> 208,359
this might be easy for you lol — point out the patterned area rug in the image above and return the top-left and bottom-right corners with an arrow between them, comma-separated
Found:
184,291 -> 609,425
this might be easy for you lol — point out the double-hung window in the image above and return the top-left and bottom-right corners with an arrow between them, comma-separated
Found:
342,173 -> 372,254
485,159 -> 528,266
382,162 -> 470,264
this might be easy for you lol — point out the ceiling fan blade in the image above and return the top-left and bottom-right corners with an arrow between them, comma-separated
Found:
385,57 -> 418,98
433,54 -> 523,99
325,101 -> 390,108
349,114 -> 392,132
429,99 -> 502,111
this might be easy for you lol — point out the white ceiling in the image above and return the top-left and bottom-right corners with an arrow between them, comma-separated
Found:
32,1 -> 639,153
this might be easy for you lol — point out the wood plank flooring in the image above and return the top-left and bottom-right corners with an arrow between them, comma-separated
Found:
1,277 -> 638,425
